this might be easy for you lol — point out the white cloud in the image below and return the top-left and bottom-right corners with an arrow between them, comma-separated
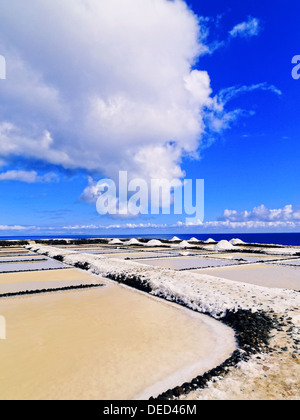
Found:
0,0 -> 213,182
0,1 -> 272,189
196,220 -> 300,230
229,17 -> 261,38
0,170 -> 59,183
0,124 -> 72,167
1,203 -> 299,233
222,204 -> 300,223
57,204 -> 300,230
218,83 -> 282,105
201,15 -> 261,54
202,82 -> 281,135
79,177 -> 101,204
0,0 -> 283,216
53,218 -> 300,231
0,225 -> 32,231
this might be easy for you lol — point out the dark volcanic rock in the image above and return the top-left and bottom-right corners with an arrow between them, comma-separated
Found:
154,310 -> 276,400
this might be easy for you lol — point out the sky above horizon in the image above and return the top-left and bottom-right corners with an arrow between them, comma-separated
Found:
0,0 -> 299,236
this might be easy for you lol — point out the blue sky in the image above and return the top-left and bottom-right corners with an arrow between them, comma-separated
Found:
0,0 -> 299,236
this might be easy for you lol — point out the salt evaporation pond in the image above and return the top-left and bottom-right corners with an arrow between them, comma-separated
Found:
207,253 -> 292,263
0,259 -> 67,273
0,282 -> 236,400
66,248 -> 132,254
0,257 -> 47,263
136,256 -> 241,270
271,259 -> 300,267
193,263 -> 300,290
105,251 -> 180,260
0,252 -> 35,258
0,268 -> 103,295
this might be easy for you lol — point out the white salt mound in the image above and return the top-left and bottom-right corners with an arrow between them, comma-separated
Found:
109,238 -> 123,245
230,238 -> 245,246
204,238 -> 216,244
188,237 -> 199,242
215,240 -> 234,251
178,240 -> 193,248
124,238 -> 142,245
145,239 -> 163,247
170,236 -> 181,242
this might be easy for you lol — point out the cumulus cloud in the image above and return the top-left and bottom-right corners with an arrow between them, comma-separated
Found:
0,123 -> 72,167
0,0 -> 213,182
0,1 -> 274,187
0,0 -> 284,224
79,177 -> 101,204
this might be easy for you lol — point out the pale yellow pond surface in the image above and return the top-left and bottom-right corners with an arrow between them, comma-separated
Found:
192,264 -> 300,290
0,256 -> 45,261
135,256 -> 237,270
101,252 -> 177,260
0,283 -> 235,400
0,252 -> 30,258
0,259 -> 48,265
0,269 -> 103,295
0,248 -> 29,255
207,253 -> 291,260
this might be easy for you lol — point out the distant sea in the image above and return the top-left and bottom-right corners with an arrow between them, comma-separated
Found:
1,233 -> 300,246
